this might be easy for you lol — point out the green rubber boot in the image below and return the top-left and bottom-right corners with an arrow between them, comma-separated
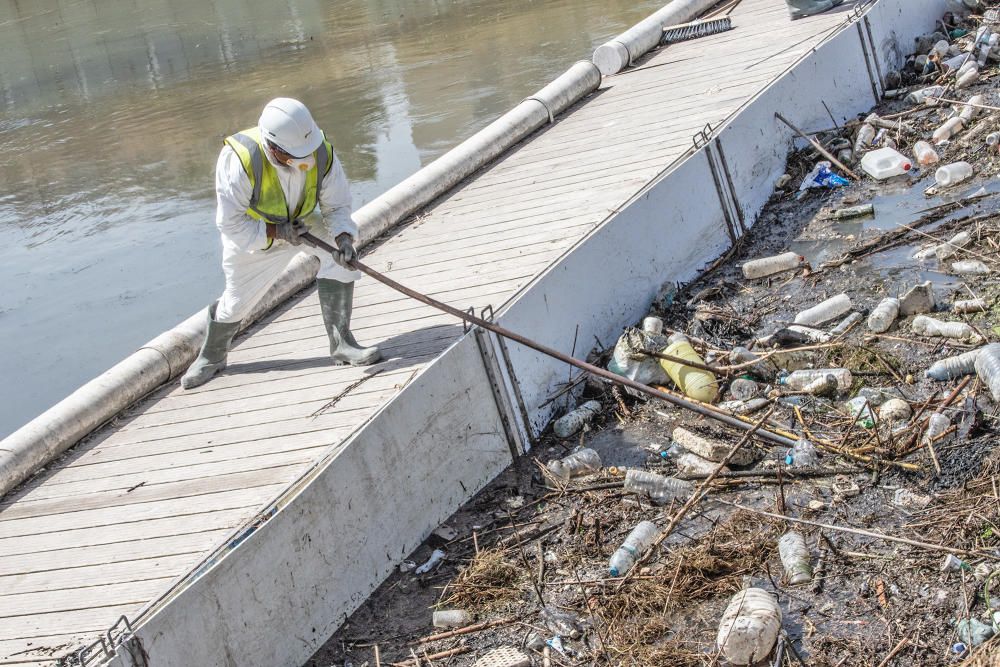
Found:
181,303 -> 241,389
317,279 -> 381,366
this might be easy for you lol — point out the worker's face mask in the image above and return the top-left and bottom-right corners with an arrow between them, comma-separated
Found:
284,154 -> 316,172
264,140 -> 315,172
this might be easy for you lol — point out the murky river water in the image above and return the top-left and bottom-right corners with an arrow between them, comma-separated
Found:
0,0 -> 667,438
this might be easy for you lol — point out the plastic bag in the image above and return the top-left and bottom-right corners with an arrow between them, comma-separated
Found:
799,161 -> 849,191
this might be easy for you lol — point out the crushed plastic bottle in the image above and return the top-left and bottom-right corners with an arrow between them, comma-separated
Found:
954,298 -> 987,313
779,368 -> 853,394
718,397 -> 771,415
788,438 -> 819,467
853,123 -> 877,153
540,606 -> 581,639
922,412 -> 952,445
433,609 -> 471,628
912,315 -> 979,341
935,161 -> 973,186
974,343 -> 1000,401
867,297 -> 899,333
933,118 -> 966,145
794,293 -> 852,326
552,401 -> 602,438
828,204 -> 874,219
846,396 -> 875,428
546,448 -> 602,482
608,520 -> 658,576
623,469 -> 693,505
799,161 -> 849,190
860,147 -> 911,179
951,260 -> 990,275
673,426 -> 755,465
893,488 -> 931,510
658,333 -> 719,403
729,378 -> 762,401
956,67 -> 980,88
801,374 -> 839,397
716,588 -> 782,665
959,94 -> 985,122
786,325 -> 831,344
936,231 -> 972,260
904,85 -> 945,104
741,252 -> 803,279
879,398 -> 912,423
676,452 -> 727,475
926,348 -> 982,381
778,532 -> 813,584
913,140 -> 940,166
830,311 -> 864,336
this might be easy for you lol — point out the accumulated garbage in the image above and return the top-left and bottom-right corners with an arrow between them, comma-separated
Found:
319,7 -> 1000,666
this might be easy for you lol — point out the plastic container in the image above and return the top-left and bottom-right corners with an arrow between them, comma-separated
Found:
936,231 -> 972,260
779,368 -> 853,394
673,426 -> 755,466
912,315 -> 978,341
608,520 -> 658,576
935,161 -> 973,186
729,378 -> 762,402
913,140 -> 940,166
926,348 -> 983,381
741,252 -> 803,279
923,412 -> 952,445
778,532 -> 813,584
830,311 -> 864,336
846,396 -> 875,428
794,293 -> 852,326
789,438 -> 819,467
716,588 -> 782,665
623,469 -> 693,505
853,123 -> 877,153
905,85 -> 945,104
552,401 -> 602,439
974,343 -> 1000,401
879,398 -> 912,423
860,147 -> 912,179
433,609 -> 471,628
951,260 -> 990,275
933,118 -> 966,145
658,333 -> 719,403
642,316 -> 663,335
954,298 -> 987,313
867,297 -> 900,333
546,448 -> 602,482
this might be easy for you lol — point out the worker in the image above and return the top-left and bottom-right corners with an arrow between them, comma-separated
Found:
182,98 -> 381,390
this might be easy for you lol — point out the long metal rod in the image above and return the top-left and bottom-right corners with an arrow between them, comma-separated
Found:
302,232 -> 797,448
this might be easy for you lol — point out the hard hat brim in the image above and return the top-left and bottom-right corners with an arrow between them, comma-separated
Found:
281,125 -> 324,158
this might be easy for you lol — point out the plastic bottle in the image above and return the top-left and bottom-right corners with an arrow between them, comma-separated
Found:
658,333 -> 719,403
957,60 -> 979,78
830,311 -> 864,336
608,520 -> 658,576
729,378 -> 762,401
931,39 -> 950,57
788,439 -> 819,467
959,94 -> 985,122
956,67 -> 980,89
676,452 -> 727,475
867,297 -> 900,333
951,260 -> 990,275
718,397 -> 770,415
623,469 -> 693,505
829,204 -> 874,219
716,588 -> 782,665
954,298 -> 987,313
933,118 -> 966,145
926,348 -> 982,381
778,368 -> 853,394
433,609 -> 471,628
552,402 -> 602,439
741,252 -> 803,279
922,412 -> 952,445
853,123 -> 876,153
860,147 -> 912,179
846,396 -> 875,428
974,343 -> 1000,401
912,315 -> 979,341
879,398 -> 912,423
801,374 -> 838,396
778,532 -> 813,584
546,448 -> 602,481
935,161 -> 974,186
794,293 -> 852,326
905,85 -> 945,104
912,245 -> 939,261
673,426 -> 755,465
786,325 -> 832,343
913,140 -> 940,166
936,231 -> 972,260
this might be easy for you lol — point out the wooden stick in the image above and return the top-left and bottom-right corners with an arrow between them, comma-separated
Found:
875,636 -> 910,667
774,112 -> 861,180
415,617 -> 515,645
391,646 -> 471,666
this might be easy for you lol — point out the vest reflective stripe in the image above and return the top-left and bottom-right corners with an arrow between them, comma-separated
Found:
224,127 -> 334,225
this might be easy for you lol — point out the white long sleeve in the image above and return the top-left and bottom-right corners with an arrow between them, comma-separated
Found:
214,143 -> 357,253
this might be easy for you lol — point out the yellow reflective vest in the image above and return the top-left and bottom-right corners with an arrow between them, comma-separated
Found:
224,126 -> 334,224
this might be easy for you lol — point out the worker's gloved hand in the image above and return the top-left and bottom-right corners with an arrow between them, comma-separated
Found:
270,221 -> 307,246
334,233 -> 357,267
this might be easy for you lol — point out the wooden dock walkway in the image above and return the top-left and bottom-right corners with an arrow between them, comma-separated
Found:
0,1 -> 861,663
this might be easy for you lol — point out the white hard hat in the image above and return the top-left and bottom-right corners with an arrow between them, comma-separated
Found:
258,98 -> 323,158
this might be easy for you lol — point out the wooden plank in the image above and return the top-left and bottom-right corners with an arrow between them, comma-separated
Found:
0,554 -> 200,596
0,633 -> 87,664
1,604 -> 144,641
0,578 -> 174,619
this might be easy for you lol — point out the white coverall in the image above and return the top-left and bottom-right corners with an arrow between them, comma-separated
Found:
213,143 -> 361,324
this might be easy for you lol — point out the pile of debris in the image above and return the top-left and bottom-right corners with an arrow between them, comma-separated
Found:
311,6 -> 1000,667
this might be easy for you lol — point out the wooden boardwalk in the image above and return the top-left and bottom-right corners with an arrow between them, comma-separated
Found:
0,1 -> 860,663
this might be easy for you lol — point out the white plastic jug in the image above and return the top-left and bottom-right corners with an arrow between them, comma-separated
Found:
860,147 -> 911,179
